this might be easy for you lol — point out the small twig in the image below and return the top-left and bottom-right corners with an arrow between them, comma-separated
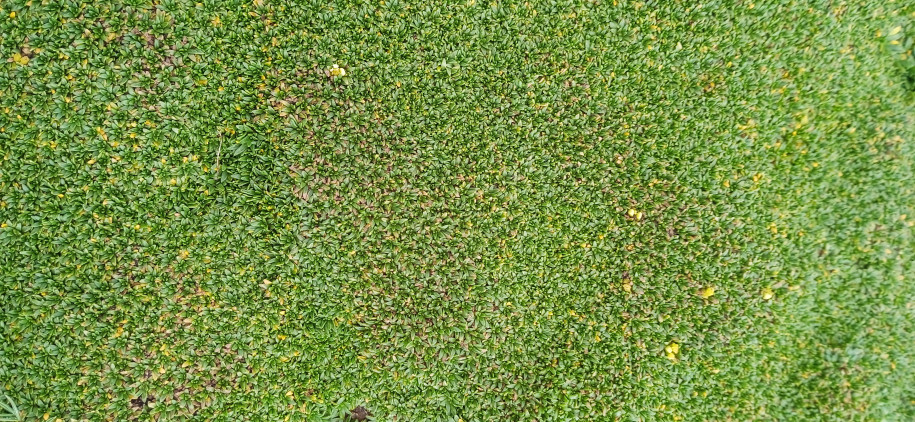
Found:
215,135 -> 223,173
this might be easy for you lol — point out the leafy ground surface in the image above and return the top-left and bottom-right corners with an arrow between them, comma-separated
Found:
2,1 -> 915,421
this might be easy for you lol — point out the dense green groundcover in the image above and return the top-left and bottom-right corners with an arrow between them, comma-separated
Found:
1,0 -> 914,420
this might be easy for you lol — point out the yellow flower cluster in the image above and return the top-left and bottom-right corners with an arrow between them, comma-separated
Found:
330,64 -> 346,77
10,52 -> 28,65
665,342 -> 680,361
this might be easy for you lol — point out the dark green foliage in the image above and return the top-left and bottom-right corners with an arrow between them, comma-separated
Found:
1,0 -> 914,421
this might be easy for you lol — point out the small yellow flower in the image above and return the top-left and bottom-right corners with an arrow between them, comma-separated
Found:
627,209 -> 643,220
762,288 -> 774,300
700,286 -> 715,299
9,11 -> 15,18
11,52 -> 29,65
329,64 -> 346,77
595,334 -> 601,342
665,342 -> 680,361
